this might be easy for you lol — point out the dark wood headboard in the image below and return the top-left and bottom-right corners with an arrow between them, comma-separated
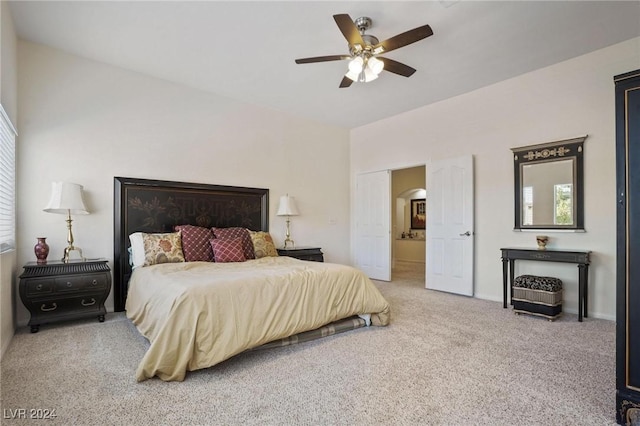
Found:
113,177 -> 269,311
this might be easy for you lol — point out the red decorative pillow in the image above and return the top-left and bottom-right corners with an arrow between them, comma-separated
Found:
174,225 -> 214,262
211,227 -> 255,260
209,239 -> 246,263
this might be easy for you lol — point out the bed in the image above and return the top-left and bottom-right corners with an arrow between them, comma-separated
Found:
113,177 -> 390,381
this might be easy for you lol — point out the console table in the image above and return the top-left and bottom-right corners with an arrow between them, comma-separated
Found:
500,248 -> 591,322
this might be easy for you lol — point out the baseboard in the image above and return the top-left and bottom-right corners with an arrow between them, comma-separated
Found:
0,328 -> 14,362
473,293 -> 615,321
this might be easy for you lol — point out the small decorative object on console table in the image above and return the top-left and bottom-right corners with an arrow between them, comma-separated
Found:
19,258 -> 111,333
536,235 -> 549,250
277,247 -> 324,262
34,237 -> 49,264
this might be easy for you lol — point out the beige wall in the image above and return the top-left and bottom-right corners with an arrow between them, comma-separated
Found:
351,37 -> 640,320
0,0 -> 17,359
15,41 -> 351,327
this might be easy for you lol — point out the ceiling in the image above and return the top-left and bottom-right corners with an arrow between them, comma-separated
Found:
9,1 -> 640,129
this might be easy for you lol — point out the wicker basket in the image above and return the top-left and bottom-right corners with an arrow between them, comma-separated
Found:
513,287 -> 562,306
513,275 -> 563,320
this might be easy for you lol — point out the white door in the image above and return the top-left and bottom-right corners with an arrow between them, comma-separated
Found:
355,170 -> 391,281
426,156 -> 474,295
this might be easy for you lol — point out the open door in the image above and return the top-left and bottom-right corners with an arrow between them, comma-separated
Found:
426,156 -> 474,295
355,170 -> 391,281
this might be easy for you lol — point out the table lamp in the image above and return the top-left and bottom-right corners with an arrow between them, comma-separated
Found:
276,194 -> 299,249
43,182 -> 89,262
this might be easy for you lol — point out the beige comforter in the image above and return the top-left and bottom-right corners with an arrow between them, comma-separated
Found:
126,256 -> 390,381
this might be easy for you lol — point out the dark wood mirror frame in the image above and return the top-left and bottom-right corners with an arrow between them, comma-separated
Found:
512,135 -> 587,231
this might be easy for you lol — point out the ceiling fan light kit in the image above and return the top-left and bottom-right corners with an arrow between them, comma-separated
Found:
295,14 -> 433,88
346,55 -> 384,83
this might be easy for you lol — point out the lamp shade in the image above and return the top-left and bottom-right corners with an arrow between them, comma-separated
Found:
43,182 -> 89,215
276,195 -> 299,216
367,56 -> 384,75
348,56 -> 364,74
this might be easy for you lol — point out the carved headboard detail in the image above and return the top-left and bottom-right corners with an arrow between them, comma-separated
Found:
113,177 -> 268,311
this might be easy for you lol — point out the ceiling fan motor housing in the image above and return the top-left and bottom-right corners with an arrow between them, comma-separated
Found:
354,16 -> 379,50
354,16 -> 372,32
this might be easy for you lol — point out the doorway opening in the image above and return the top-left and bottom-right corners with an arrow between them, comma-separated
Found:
391,165 -> 426,281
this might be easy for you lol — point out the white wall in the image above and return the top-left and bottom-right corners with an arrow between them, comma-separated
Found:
0,0 -> 18,359
16,41 -> 351,327
351,37 -> 640,320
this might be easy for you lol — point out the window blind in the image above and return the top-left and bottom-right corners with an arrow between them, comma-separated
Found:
0,104 -> 17,253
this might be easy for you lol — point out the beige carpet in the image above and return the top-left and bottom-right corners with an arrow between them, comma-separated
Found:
1,261 -> 616,425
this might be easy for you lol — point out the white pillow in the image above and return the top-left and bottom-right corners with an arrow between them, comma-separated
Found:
129,232 -> 145,269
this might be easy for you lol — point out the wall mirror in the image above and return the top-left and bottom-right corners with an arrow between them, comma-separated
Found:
512,135 -> 586,231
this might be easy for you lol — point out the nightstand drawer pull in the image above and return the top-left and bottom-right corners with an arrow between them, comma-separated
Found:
36,284 -> 43,290
40,303 -> 57,312
92,279 -> 98,285
81,298 -> 96,307
66,282 -> 73,287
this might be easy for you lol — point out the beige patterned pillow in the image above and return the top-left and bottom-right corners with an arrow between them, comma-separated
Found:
142,232 -> 185,266
249,231 -> 278,259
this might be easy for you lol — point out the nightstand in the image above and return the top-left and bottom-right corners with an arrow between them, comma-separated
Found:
19,259 -> 111,333
277,247 -> 324,262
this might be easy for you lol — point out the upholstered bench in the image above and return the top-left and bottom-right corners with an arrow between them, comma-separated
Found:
512,274 -> 563,321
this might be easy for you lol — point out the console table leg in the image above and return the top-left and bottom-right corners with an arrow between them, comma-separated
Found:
509,259 -> 515,305
584,265 -> 589,318
578,264 -> 586,322
578,263 -> 589,320
502,258 -> 508,308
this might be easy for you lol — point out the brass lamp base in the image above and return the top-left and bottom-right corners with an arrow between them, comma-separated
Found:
62,245 -> 85,263
283,216 -> 295,249
283,237 -> 295,249
62,211 -> 85,262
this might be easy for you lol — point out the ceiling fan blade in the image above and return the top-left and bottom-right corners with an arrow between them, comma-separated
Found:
333,14 -> 365,47
339,76 -> 354,88
378,57 -> 417,77
372,25 -> 433,54
295,55 -> 351,64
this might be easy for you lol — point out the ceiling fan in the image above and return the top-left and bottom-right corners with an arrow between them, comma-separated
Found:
295,14 -> 433,88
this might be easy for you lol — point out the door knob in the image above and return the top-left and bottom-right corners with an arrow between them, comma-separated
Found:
459,231 -> 471,236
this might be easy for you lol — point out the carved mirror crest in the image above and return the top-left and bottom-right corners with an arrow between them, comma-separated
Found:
512,135 -> 586,231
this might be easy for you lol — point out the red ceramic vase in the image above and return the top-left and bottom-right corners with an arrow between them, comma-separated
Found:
34,237 -> 49,264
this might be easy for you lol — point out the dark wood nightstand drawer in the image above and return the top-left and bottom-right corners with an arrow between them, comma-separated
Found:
25,279 -> 54,296
22,294 -> 104,323
24,295 -> 100,314
55,276 -> 85,292
54,274 -> 108,292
